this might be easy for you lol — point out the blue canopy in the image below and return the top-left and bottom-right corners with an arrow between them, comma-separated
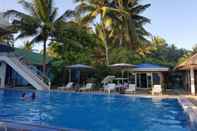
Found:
133,63 -> 169,72
66,64 -> 93,70
135,63 -> 164,68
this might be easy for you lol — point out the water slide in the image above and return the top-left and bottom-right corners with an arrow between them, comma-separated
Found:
0,53 -> 50,90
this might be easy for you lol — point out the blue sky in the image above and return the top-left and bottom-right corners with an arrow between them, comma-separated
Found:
0,0 -> 197,50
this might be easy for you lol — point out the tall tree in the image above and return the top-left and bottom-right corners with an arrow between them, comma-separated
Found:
111,0 -> 151,49
74,0 -> 151,64
74,0 -> 119,65
5,0 -> 73,74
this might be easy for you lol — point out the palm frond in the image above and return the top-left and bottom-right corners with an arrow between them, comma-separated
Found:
18,0 -> 36,16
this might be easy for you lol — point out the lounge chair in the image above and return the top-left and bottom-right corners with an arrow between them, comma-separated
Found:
104,83 -> 116,94
79,83 -> 94,91
124,84 -> 136,94
152,85 -> 162,95
58,82 -> 74,90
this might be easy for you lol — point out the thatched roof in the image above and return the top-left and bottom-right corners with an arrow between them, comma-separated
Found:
176,53 -> 197,70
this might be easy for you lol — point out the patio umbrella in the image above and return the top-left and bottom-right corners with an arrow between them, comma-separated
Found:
109,63 -> 136,83
66,64 -> 94,83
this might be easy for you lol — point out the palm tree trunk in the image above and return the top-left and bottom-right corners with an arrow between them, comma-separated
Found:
104,40 -> 109,65
119,33 -> 123,47
43,40 -> 47,74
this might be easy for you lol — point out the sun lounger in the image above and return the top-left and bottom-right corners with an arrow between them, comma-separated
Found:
79,83 -> 94,91
124,84 -> 136,94
152,85 -> 162,95
58,82 -> 74,90
104,83 -> 116,94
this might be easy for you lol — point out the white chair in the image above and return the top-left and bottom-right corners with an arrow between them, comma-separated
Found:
152,85 -> 162,95
58,82 -> 74,90
125,84 -> 136,94
79,83 -> 94,91
104,83 -> 116,94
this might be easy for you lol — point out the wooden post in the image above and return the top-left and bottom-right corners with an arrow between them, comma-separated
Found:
160,72 -> 164,85
190,68 -> 195,95
146,73 -> 149,88
151,72 -> 153,88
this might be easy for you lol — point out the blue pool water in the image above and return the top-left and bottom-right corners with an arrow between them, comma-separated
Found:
0,90 -> 190,131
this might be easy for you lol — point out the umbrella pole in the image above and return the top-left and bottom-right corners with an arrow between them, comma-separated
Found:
122,70 -> 124,84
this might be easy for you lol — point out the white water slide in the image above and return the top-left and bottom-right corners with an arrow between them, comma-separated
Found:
0,53 -> 50,91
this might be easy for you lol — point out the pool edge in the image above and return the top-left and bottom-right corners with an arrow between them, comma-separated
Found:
178,97 -> 197,131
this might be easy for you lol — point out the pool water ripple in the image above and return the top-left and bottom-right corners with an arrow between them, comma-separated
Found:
0,90 -> 191,131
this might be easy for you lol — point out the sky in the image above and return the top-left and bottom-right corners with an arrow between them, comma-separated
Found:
0,0 -> 197,50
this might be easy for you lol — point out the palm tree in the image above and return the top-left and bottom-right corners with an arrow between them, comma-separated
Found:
111,0 -> 151,49
95,24 -> 110,65
23,41 -> 33,51
74,0 -> 120,65
5,0 -> 73,74
74,0 -> 150,64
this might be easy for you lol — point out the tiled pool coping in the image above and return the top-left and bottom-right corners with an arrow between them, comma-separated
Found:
178,97 -> 197,131
0,120 -> 81,131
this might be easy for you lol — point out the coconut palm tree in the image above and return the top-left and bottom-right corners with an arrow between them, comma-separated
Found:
5,0 -> 73,74
111,0 -> 151,49
95,24 -> 111,65
74,0 -> 150,63
74,0 -> 120,65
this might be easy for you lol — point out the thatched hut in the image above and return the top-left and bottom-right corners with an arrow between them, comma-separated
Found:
176,53 -> 197,95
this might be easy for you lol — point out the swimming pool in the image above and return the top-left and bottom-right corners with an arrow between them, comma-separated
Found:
0,89 -> 190,131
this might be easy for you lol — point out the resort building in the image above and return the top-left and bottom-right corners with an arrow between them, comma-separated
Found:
132,63 -> 169,89
105,63 -> 169,90
176,53 -> 197,95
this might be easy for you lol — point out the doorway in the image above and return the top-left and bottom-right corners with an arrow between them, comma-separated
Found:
137,73 -> 152,88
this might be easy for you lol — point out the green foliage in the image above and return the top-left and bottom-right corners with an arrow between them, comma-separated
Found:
74,0 -> 151,64
48,23 -> 98,84
22,41 -> 33,51
50,59 -> 66,85
94,64 -> 112,83
144,36 -> 187,67
49,22 -> 98,64
109,48 -> 141,64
